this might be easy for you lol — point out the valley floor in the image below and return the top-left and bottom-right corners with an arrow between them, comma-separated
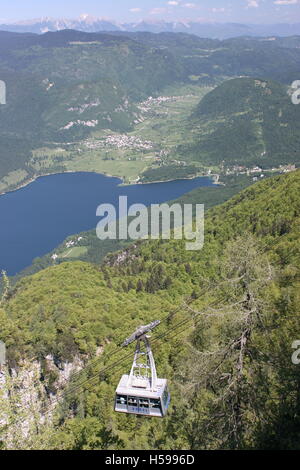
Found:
0,84 -> 212,195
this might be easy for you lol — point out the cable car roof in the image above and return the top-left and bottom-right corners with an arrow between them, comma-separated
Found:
116,374 -> 167,399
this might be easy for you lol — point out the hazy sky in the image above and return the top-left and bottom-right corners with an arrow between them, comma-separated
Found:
1,0 -> 299,24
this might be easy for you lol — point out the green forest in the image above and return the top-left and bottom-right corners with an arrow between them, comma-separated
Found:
179,77 -> 300,168
0,170 -> 299,450
140,165 -> 198,183
0,26 -> 299,453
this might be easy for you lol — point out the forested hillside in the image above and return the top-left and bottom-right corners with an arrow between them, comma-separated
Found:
0,170 -> 299,449
178,77 -> 300,168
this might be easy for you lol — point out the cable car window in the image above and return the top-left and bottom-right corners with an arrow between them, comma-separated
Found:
128,396 -> 139,413
150,399 -> 161,409
138,398 -> 150,414
163,388 -> 169,405
116,395 -> 127,405
128,397 -> 138,406
139,398 -> 149,408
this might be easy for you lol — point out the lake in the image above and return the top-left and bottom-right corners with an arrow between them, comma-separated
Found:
0,172 -> 215,275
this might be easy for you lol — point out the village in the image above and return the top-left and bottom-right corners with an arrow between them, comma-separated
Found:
51,236 -> 84,261
225,163 -> 297,181
85,134 -> 154,151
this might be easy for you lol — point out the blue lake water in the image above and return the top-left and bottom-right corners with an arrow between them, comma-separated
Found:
0,172 -> 215,275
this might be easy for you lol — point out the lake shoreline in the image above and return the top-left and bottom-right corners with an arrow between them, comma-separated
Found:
0,169 -> 122,197
134,173 -> 222,186
0,168 -> 219,197
0,171 -> 217,275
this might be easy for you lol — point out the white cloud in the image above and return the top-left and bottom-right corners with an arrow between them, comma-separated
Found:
183,2 -> 198,8
166,1 -> 200,9
129,8 -> 142,13
212,7 -> 226,13
246,0 -> 259,7
274,0 -> 298,4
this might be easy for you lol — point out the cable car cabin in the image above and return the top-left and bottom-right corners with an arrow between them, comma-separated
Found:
115,374 -> 170,418
115,320 -> 170,417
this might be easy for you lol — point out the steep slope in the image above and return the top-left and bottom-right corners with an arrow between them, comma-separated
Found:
0,170 -> 299,449
179,77 -> 300,168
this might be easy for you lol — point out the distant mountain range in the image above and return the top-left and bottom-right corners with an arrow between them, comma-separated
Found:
0,16 -> 300,39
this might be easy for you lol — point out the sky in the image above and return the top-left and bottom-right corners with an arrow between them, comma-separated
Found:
0,0 -> 299,24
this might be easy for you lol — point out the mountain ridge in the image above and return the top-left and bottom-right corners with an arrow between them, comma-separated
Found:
179,77 -> 300,168
1,17 -> 300,39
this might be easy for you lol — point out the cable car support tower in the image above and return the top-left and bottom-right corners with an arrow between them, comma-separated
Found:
122,320 -> 160,392
115,319 -> 170,417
